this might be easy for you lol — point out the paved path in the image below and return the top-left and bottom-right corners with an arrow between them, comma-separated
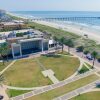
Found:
53,80 -> 100,100
42,69 -> 59,84
10,69 -> 98,100
0,60 -> 16,75
0,85 -> 9,100
64,46 -> 100,70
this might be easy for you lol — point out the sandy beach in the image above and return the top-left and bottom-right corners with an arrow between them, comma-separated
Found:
33,20 -> 100,43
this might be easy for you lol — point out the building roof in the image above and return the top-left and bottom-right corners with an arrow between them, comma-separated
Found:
18,38 -> 42,43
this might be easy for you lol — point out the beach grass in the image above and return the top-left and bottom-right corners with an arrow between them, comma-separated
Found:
28,22 -> 80,39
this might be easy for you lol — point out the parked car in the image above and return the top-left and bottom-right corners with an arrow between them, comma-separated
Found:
86,54 -> 93,60
97,58 -> 100,63
96,83 -> 100,88
0,95 -> 3,100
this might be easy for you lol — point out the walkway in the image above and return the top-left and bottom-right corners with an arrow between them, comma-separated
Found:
0,85 -> 9,100
10,69 -> 98,100
54,80 -> 100,100
42,69 -> 59,84
0,60 -> 16,75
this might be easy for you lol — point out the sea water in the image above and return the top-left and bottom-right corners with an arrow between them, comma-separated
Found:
12,11 -> 100,33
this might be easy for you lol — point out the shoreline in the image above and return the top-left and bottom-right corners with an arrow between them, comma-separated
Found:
33,20 -> 100,43
4,12 -> 100,43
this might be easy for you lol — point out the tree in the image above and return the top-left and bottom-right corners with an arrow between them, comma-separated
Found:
60,37 -> 65,52
0,42 -> 9,65
91,51 -> 98,68
65,39 -> 74,54
76,46 -> 84,52
53,36 -> 59,50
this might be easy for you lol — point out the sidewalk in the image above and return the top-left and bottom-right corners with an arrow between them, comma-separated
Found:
0,85 -> 9,100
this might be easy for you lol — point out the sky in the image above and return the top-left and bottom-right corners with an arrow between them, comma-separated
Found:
0,0 -> 100,11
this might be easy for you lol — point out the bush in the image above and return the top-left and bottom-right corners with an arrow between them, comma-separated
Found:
84,50 -> 89,55
16,33 -> 24,37
76,46 -> 84,52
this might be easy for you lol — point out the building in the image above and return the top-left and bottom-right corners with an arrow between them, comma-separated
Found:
0,22 -> 27,31
0,29 -> 56,59
10,38 -> 49,58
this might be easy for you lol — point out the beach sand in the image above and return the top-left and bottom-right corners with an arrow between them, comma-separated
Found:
33,20 -> 100,43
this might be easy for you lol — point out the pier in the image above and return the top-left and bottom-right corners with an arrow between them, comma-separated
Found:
31,17 -> 100,21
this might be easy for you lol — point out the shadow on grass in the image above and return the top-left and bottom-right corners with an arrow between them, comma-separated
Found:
42,54 -> 61,58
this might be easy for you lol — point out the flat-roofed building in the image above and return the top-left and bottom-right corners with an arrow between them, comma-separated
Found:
11,38 -> 49,58
0,29 -> 58,59
0,22 -> 27,31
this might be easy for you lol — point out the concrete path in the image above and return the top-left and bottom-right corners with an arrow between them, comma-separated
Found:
53,80 -> 100,100
64,46 -> 100,70
42,69 -> 59,84
0,60 -> 16,75
0,85 -> 9,100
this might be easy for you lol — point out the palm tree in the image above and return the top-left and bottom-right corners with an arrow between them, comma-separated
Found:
91,51 -> 98,68
60,37 -> 65,52
53,36 -> 58,50
0,42 -> 9,65
65,39 -> 74,54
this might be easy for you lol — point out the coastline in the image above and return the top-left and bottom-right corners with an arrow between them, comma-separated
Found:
33,20 -> 100,43
5,12 -> 100,43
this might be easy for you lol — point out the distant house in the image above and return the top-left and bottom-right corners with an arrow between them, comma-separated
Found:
0,22 -> 27,30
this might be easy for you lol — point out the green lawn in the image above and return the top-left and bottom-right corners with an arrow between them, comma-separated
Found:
85,63 -> 92,69
71,91 -> 100,100
7,89 -> 30,97
4,58 -> 52,87
0,61 -> 11,72
78,65 -> 89,74
56,51 -> 72,56
38,55 -> 80,81
3,55 -> 80,87
25,74 -> 99,100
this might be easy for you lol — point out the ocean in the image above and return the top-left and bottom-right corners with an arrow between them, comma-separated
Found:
12,11 -> 100,31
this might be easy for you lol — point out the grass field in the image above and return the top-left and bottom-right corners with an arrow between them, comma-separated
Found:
25,74 -> 99,100
3,55 -> 80,87
71,91 -> 100,100
78,65 -> 89,74
4,58 -> 52,87
7,89 -> 30,97
0,61 -> 11,72
38,55 -> 80,81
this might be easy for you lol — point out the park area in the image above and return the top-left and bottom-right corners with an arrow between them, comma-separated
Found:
71,91 -> 100,100
3,54 -> 80,88
25,75 -> 99,100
